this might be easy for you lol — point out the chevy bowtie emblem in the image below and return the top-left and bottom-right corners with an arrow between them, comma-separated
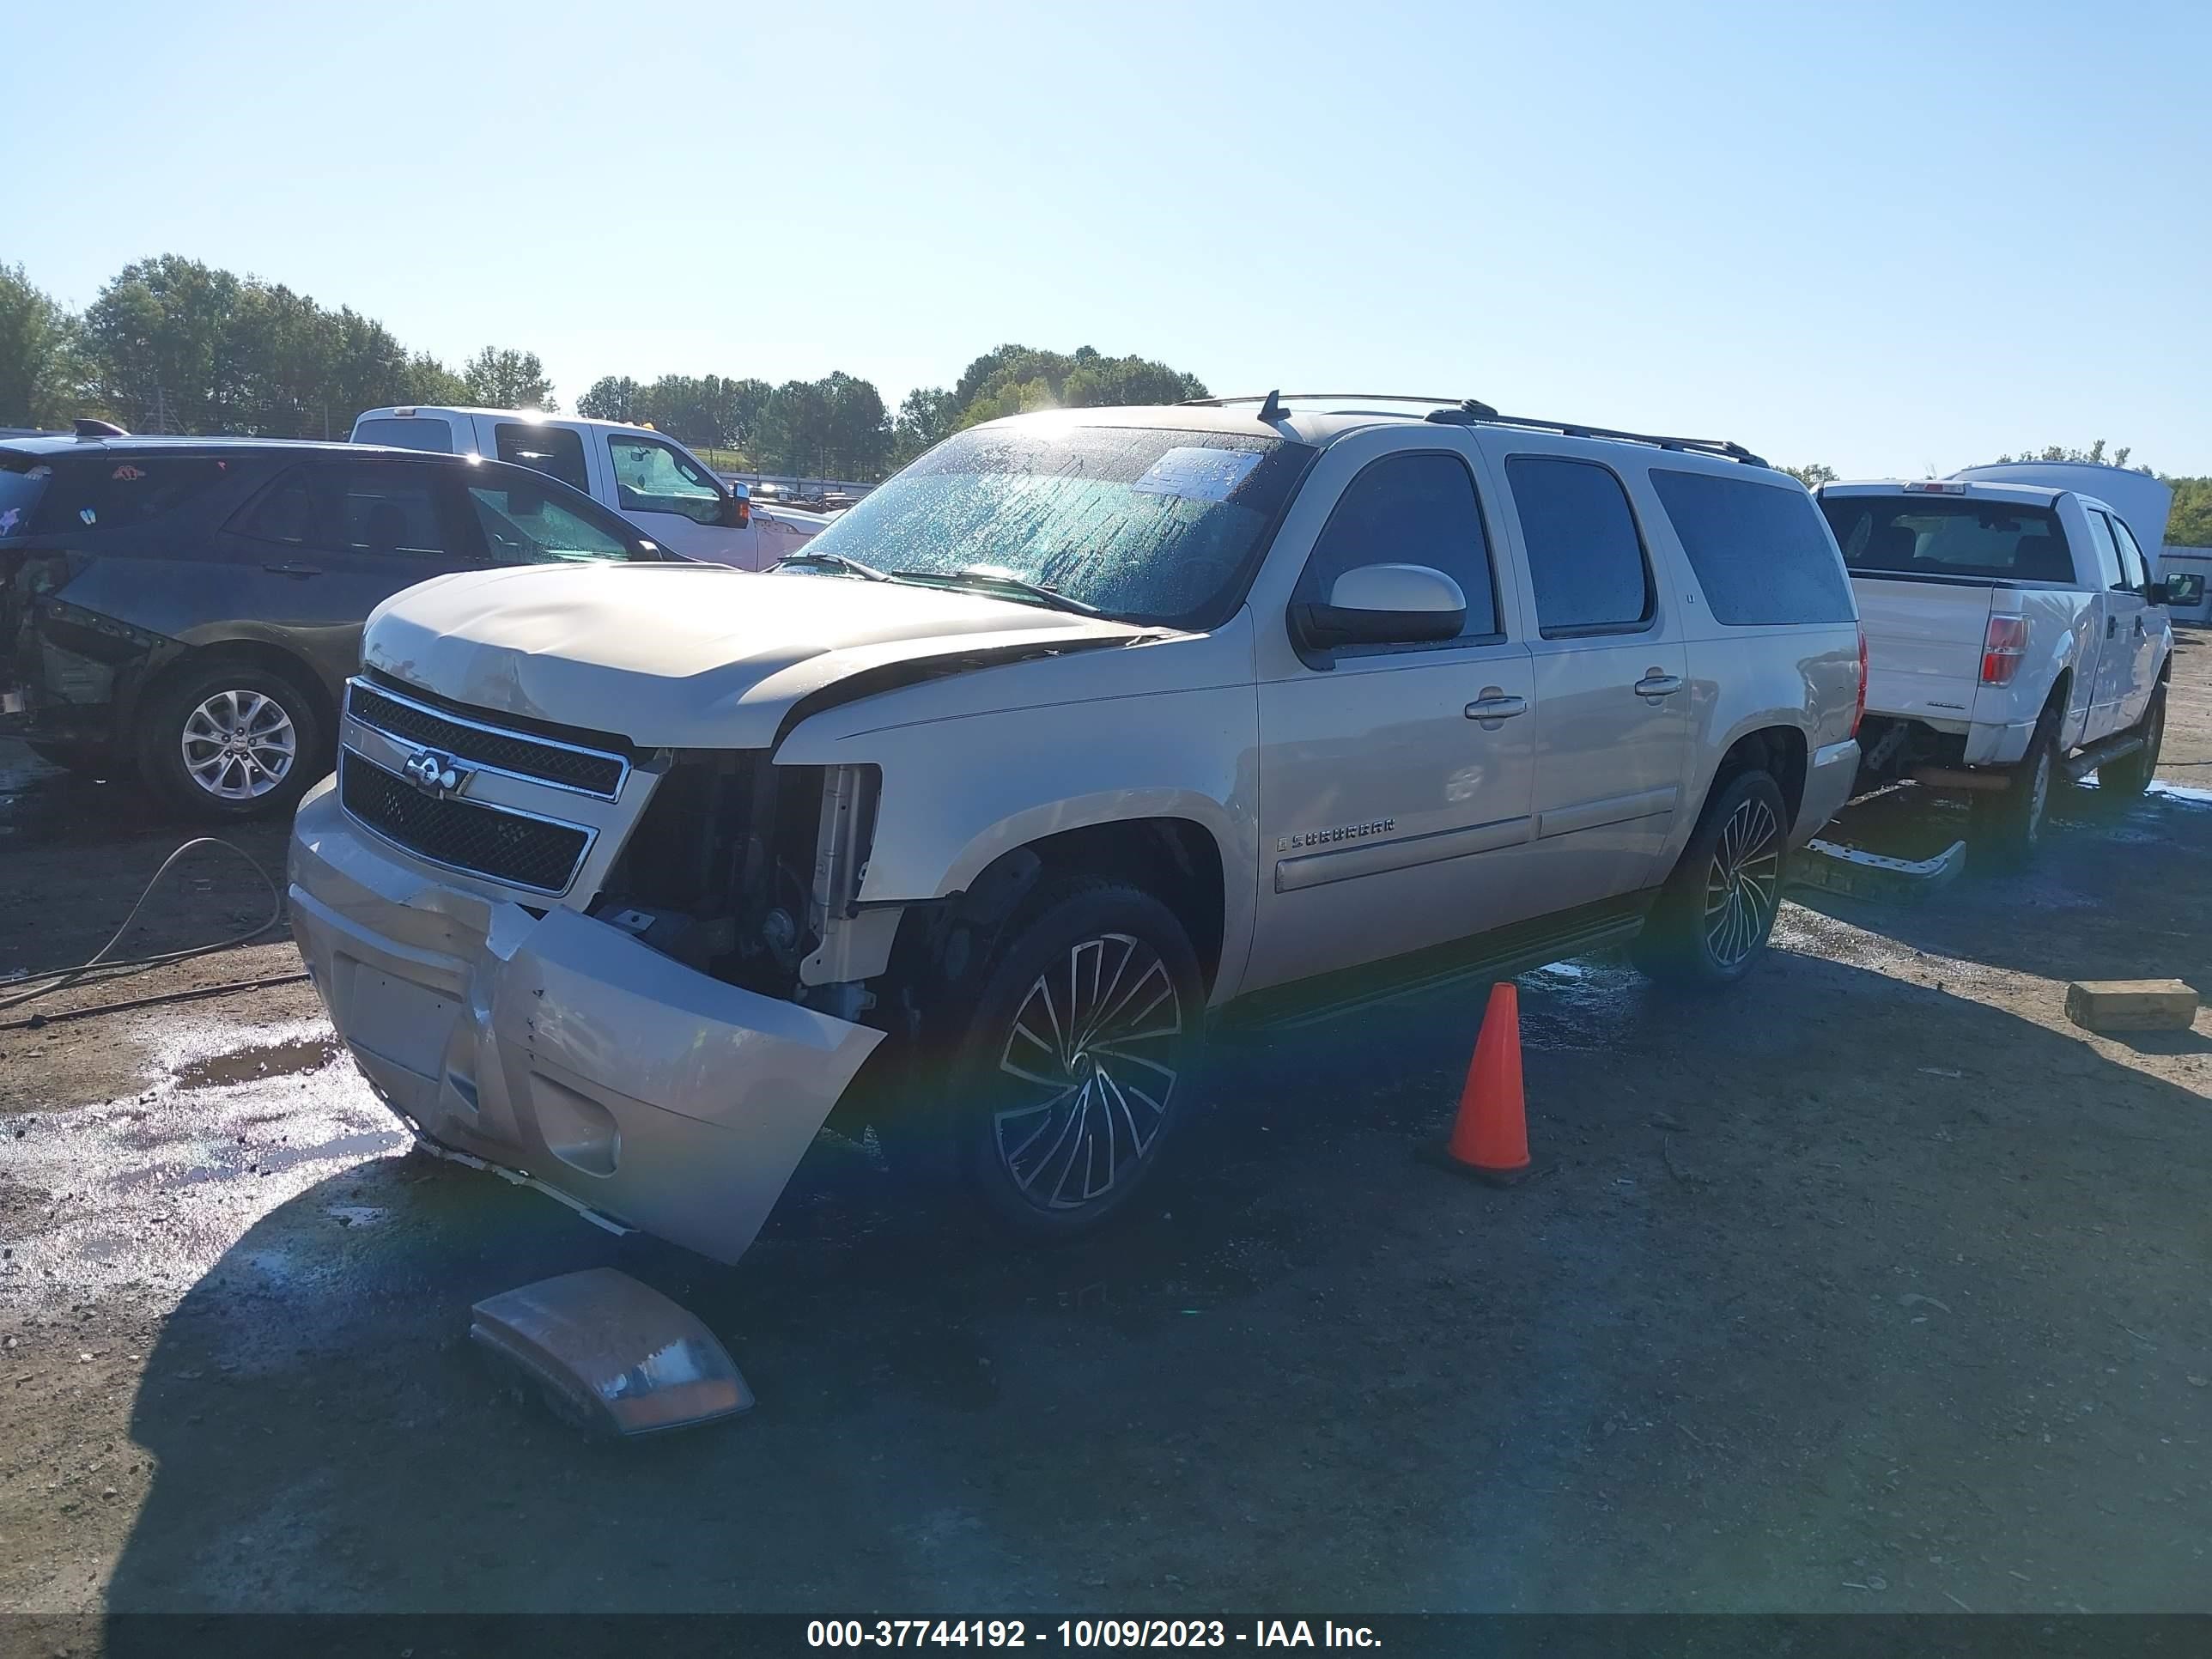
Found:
401,748 -> 467,799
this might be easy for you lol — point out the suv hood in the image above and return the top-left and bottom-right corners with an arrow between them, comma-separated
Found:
361,563 -> 1150,749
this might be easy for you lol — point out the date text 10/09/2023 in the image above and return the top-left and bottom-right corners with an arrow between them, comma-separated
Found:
808,1621 -> 1382,1650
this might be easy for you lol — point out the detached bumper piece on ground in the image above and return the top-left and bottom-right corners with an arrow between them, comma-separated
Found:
470,1267 -> 753,1437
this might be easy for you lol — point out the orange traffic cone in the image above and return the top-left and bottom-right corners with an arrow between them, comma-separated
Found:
1429,982 -> 1533,1186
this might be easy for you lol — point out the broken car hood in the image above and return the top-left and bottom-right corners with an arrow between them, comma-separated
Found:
361,564 -> 1149,749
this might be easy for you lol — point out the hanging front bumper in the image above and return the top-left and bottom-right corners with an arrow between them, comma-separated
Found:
287,779 -> 884,1264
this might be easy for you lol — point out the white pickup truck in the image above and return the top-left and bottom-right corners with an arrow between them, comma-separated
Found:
1817,474 -> 2175,857
349,406 -> 826,570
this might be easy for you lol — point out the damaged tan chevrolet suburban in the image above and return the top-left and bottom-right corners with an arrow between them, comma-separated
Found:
288,397 -> 1865,1262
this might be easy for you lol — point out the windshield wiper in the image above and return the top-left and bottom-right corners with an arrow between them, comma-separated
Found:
887,567 -> 1104,617
770,549 -> 892,581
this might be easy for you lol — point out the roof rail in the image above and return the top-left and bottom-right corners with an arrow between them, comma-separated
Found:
1177,392 -> 1768,468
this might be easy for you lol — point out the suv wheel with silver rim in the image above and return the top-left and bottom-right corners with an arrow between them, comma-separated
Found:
180,688 -> 298,801
139,661 -> 325,821
952,879 -> 1202,1238
1633,768 -> 1790,988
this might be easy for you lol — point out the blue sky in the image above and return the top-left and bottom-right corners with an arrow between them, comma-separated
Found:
8,1 -> 2208,477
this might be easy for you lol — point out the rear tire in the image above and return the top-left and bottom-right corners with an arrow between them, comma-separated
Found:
136,661 -> 325,821
945,878 -> 1204,1241
1632,769 -> 1789,989
1969,705 -> 2057,865
2099,684 -> 2166,799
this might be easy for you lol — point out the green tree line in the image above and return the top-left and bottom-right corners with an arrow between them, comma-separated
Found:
2,257 -> 552,438
2,256 -> 1209,484
578,342 -> 1209,480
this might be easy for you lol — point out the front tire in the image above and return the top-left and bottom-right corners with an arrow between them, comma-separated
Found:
947,879 -> 1204,1240
1633,769 -> 1789,988
137,662 -> 325,821
2099,684 -> 2166,799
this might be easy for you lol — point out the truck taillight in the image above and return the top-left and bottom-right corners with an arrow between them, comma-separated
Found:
1981,616 -> 2028,685
1853,626 -> 1868,737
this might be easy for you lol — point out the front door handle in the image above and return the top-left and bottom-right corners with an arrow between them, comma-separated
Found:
1464,690 -> 1528,721
1634,672 -> 1686,697
2136,616 -> 2145,635
2106,615 -> 2118,638
263,562 -> 323,578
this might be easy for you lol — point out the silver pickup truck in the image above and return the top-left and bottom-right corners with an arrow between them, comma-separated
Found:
289,396 -> 1863,1261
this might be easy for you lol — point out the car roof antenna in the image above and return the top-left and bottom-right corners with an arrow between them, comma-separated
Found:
74,417 -> 130,440
1255,389 -> 1285,424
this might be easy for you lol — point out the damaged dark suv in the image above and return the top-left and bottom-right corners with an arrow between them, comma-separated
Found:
0,432 -> 665,818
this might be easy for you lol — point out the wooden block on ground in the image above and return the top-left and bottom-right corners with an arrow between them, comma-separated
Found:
2064,979 -> 2200,1033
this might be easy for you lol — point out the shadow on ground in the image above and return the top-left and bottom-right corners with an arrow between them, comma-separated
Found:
100,938 -> 2212,1617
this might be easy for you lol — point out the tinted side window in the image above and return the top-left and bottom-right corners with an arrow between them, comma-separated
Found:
232,468 -> 315,544
495,423 -> 590,493
34,456 -> 233,535
2083,509 -> 2125,589
319,463 -> 457,558
1650,468 -> 1855,624
466,481 -> 639,563
1506,457 -> 1652,635
1293,451 -> 1498,650
2105,513 -> 2148,588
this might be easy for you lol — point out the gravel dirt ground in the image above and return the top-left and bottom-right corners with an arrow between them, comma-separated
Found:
1,641 -> 2209,1623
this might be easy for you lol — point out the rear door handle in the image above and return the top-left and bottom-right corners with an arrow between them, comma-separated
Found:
263,562 -> 323,578
1634,672 -> 1686,697
1464,691 -> 1528,720
2106,615 -> 2118,638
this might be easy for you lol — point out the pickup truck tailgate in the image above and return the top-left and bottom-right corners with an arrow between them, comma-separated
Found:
1853,577 -> 1994,724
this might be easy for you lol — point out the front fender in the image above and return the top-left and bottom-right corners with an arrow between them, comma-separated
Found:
775,683 -> 1260,1002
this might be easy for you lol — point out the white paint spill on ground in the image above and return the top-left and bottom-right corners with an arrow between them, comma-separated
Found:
0,1013 -> 404,1308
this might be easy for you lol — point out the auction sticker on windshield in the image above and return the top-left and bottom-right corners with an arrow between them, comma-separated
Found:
1129,446 -> 1263,503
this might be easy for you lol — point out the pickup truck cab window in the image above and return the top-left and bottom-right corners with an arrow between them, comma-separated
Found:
608,434 -> 725,526
495,422 -> 591,494
352,416 -> 456,453
2082,509 -> 2127,588
2105,512 -> 2148,589
1506,455 -> 1653,635
1290,450 -> 1499,653
1821,495 -> 2070,582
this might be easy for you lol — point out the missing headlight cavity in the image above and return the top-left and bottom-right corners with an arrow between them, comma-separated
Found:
590,757 -> 880,1004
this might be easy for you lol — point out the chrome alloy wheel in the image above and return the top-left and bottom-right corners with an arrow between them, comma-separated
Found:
993,933 -> 1182,1212
1703,794 -> 1782,969
180,689 -> 297,800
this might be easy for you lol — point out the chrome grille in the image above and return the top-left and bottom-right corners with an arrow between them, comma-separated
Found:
338,753 -> 592,895
344,678 -> 628,799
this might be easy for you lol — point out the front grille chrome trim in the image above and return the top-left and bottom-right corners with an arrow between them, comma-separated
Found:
337,750 -> 598,896
344,677 -> 631,801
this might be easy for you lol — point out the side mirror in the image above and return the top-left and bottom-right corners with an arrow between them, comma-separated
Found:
2159,573 -> 2203,607
1291,562 -> 1467,652
718,492 -> 750,528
